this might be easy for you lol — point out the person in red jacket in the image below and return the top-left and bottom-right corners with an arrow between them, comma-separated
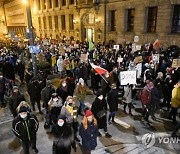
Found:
140,81 -> 153,123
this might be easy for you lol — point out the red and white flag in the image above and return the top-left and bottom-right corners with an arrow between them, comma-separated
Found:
90,63 -> 109,75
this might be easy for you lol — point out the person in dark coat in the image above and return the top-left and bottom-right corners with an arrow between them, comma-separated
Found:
56,80 -> 71,104
79,110 -> 99,154
52,114 -> 76,154
101,72 -> 111,97
41,80 -> 55,112
150,82 -> 160,121
9,86 -> 26,117
12,106 -> 39,154
107,84 -> 118,124
27,78 -> 43,114
2,59 -> 15,81
16,60 -> 25,84
91,90 -> 111,138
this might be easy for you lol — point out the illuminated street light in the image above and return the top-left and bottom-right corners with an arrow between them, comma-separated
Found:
22,0 -> 28,5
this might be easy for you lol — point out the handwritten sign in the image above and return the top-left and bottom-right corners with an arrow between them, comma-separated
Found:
120,71 -> 137,85
134,56 -> 143,64
152,54 -> 159,63
172,59 -> 180,68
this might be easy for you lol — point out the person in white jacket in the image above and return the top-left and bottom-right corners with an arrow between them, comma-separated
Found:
123,84 -> 133,116
57,56 -> 64,78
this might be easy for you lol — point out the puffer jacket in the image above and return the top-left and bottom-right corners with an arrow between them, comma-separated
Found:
141,86 -> 152,105
171,85 -> 180,108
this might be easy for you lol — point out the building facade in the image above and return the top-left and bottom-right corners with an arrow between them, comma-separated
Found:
1,0 -> 180,48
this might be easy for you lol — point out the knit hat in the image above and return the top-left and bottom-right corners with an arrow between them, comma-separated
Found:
58,114 -> 66,120
13,86 -> 19,91
85,110 -> 93,117
19,106 -> 28,113
79,78 -> 84,84
46,80 -> 52,87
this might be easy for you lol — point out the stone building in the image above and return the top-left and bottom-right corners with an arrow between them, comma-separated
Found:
1,0 -> 180,48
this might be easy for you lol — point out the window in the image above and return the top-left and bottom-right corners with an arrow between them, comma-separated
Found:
38,0 -> 41,10
48,16 -> 52,29
69,0 -> 74,5
69,14 -> 74,30
62,0 -> 66,6
55,0 -> 59,7
49,0 -> 52,8
38,17 -> 41,29
43,0 -> 46,10
109,10 -> 116,31
127,9 -> 135,32
147,7 -> 158,32
54,16 -> 59,29
43,17 -> 47,29
61,15 -> 66,30
172,5 -> 180,33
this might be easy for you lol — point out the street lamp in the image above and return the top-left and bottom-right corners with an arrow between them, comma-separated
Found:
23,0 -> 37,77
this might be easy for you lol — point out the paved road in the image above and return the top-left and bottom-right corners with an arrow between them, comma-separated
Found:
0,83 -> 179,154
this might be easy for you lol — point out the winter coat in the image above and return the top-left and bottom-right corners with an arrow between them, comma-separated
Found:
79,122 -> 98,151
0,77 -> 6,93
9,93 -> 26,114
151,87 -> 160,105
16,62 -> 25,76
107,89 -> 118,112
56,87 -> 70,104
140,86 -> 152,106
2,61 -> 15,80
27,80 -> 41,101
41,86 -> 55,108
123,86 -> 132,104
12,114 -> 39,142
52,123 -> 74,154
60,104 -> 78,123
91,98 -> 107,129
171,85 -> 180,108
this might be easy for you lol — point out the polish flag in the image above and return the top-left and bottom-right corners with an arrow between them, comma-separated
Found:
90,63 -> 109,75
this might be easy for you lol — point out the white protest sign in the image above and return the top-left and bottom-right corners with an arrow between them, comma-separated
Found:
152,54 -> 159,63
120,71 -> 137,85
136,45 -> 141,51
113,45 -> 119,50
117,57 -> 123,63
134,36 -> 139,43
136,63 -> 142,79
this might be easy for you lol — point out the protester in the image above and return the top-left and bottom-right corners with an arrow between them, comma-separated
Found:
123,84 -> 133,116
51,114 -> 76,154
57,56 -> 64,78
107,83 -> 118,124
169,80 -> 180,125
9,86 -> 26,117
41,80 -> 55,112
16,59 -> 25,84
91,91 -> 112,138
60,96 -> 79,141
27,78 -> 43,114
12,106 -> 39,154
79,109 -> 99,154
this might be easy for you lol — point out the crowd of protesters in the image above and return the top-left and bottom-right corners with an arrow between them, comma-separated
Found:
0,39 -> 180,154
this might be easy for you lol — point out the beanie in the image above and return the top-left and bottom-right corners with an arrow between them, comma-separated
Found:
85,110 -> 93,117
19,106 -> 28,113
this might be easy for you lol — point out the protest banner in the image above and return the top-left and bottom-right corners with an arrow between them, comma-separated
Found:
134,56 -> 143,64
172,59 -> 180,68
152,54 -> 159,63
80,53 -> 88,63
120,71 -> 137,85
113,45 -> 119,50
134,36 -> 139,43
117,57 -> 123,63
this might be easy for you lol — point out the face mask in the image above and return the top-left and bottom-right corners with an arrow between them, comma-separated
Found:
20,113 -> 27,119
62,83 -> 66,87
98,95 -> 103,100
87,116 -> 93,122
58,121 -> 64,127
